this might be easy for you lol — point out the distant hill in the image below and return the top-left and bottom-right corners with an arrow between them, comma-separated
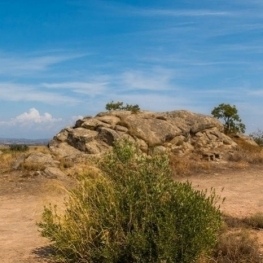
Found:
0,138 -> 49,145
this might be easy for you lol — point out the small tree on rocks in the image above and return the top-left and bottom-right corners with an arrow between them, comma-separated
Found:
211,103 -> 246,134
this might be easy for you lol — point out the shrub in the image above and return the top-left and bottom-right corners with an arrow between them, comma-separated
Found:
105,101 -> 140,113
243,212 -> 263,229
211,103 -> 245,134
208,230 -> 262,263
250,129 -> 263,146
227,137 -> 263,164
38,140 -> 222,263
105,101 -> 124,111
9,144 -> 29,152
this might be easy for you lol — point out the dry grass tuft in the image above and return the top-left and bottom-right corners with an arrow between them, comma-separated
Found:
19,161 -> 46,171
243,213 -> 263,229
207,229 -> 262,263
229,137 -> 263,164
170,154 -> 213,176
0,152 -> 17,172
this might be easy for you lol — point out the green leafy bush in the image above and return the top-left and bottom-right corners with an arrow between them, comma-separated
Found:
105,101 -> 124,111
105,101 -> 140,113
38,140 -> 222,263
211,103 -> 245,134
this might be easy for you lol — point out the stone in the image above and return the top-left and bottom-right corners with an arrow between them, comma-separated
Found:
44,167 -> 66,179
50,109 -> 239,159
24,152 -> 58,167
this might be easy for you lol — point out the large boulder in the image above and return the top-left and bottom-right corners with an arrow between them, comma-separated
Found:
49,110 -> 238,158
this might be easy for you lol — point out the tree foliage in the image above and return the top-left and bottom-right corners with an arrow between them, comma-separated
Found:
38,140 -> 222,263
211,103 -> 246,134
105,101 -> 140,113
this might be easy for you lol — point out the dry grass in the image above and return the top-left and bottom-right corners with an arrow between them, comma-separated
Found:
170,154 -> 213,176
199,213 -> 263,263
229,137 -> 263,164
0,152 -> 17,172
206,229 -> 262,263
19,161 -> 46,171
243,213 -> 263,229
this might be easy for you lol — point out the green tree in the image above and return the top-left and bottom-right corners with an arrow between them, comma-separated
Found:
105,101 -> 124,111
211,103 -> 246,134
38,140 -> 222,263
105,101 -> 140,113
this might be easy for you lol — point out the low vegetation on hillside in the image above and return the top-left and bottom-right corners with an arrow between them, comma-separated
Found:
105,100 -> 140,113
38,140 -> 222,263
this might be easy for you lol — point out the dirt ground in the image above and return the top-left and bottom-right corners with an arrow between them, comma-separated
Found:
1,165 -> 263,262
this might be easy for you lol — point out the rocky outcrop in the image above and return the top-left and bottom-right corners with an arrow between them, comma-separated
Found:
49,110 -> 238,159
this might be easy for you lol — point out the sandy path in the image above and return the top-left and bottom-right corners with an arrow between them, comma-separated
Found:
0,175 -> 66,263
179,166 -> 263,217
0,195 -> 49,263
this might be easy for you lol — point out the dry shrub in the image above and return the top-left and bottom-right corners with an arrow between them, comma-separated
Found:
20,161 -> 46,171
199,213 -> 263,263
222,214 -> 247,229
228,137 -> 263,164
209,229 -> 262,263
170,154 -> 212,176
0,152 -> 16,172
29,145 -> 49,154
243,213 -> 263,229
227,160 -> 249,169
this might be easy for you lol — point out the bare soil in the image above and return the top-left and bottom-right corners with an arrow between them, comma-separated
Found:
1,165 -> 263,262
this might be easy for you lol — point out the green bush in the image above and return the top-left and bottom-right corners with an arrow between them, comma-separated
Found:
105,101 -> 140,113
38,140 -> 222,263
9,144 -> 29,152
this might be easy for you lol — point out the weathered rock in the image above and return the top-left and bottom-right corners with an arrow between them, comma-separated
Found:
97,127 -> 120,146
81,119 -> 107,130
97,115 -> 120,127
49,141 -> 85,159
43,167 -> 66,179
24,152 -> 59,167
55,128 -> 71,142
49,109 -> 240,159
67,128 -> 98,152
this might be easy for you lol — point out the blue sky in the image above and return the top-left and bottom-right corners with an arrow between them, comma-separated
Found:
0,0 -> 263,139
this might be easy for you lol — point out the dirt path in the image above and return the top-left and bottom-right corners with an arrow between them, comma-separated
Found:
179,165 -> 263,251
0,174 -> 67,263
1,166 -> 263,262
179,166 -> 263,218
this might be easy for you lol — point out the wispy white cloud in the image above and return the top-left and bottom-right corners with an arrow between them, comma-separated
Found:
0,51 -> 87,76
0,82 -> 80,104
120,68 -> 175,91
136,9 -> 233,17
42,81 -> 108,96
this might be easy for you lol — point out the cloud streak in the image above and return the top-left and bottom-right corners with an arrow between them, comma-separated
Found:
135,9 -> 233,17
0,51 -> 87,76
0,82 -> 80,104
